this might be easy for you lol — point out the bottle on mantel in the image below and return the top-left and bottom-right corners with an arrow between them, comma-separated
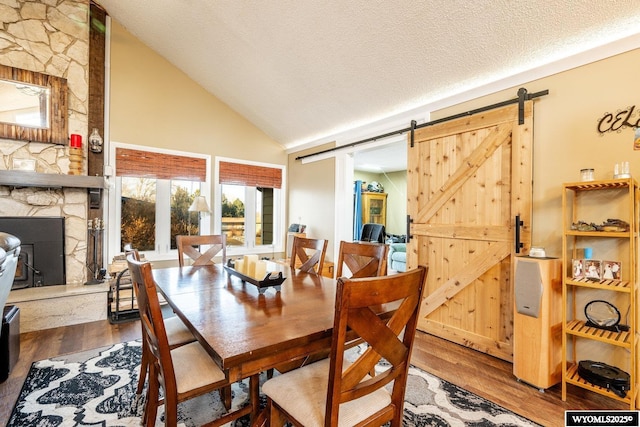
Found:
68,147 -> 83,175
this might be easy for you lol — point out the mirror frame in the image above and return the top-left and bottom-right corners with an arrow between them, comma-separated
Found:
0,64 -> 68,145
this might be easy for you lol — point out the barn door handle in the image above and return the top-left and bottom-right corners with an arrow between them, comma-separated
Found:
406,215 -> 413,243
515,215 -> 524,253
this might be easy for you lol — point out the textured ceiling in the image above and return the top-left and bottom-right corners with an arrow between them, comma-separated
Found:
97,0 -> 640,157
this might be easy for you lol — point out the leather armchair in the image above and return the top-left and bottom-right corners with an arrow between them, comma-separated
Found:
0,233 -> 21,335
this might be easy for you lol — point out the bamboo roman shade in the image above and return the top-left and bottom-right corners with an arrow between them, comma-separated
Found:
219,161 -> 282,189
115,148 -> 206,182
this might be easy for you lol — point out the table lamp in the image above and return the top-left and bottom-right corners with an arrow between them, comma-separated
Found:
188,196 -> 210,234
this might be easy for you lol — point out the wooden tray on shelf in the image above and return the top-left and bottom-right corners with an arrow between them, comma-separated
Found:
224,265 -> 285,293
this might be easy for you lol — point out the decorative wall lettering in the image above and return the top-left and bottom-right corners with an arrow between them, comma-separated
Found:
597,105 -> 640,135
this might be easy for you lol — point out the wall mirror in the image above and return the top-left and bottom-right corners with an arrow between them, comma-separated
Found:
0,64 -> 68,145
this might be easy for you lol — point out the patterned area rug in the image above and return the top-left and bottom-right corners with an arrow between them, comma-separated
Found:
7,341 -> 540,426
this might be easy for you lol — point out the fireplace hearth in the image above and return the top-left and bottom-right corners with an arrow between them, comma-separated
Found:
0,217 -> 65,289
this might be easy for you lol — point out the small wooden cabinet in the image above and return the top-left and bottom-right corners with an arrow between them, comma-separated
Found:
361,192 -> 387,227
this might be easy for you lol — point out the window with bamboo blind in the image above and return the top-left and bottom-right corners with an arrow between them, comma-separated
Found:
216,158 -> 285,252
116,147 -> 207,181
218,160 -> 282,189
108,144 -> 211,261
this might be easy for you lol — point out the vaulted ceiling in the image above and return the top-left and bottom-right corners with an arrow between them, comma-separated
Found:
97,0 -> 640,158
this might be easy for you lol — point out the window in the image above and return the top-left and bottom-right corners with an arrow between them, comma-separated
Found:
108,144 -> 210,261
215,158 -> 285,256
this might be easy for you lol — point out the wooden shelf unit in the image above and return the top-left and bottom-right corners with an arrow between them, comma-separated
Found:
561,178 -> 639,408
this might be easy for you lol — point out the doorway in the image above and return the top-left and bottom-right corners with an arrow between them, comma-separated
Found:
352,139 -> 407,239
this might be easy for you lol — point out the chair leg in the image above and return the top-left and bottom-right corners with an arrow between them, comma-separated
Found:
137,340 -> 150,395
250,374 -> 260,421
145,367 -> 159,427
267,399 -> 287,427
164,393 -> 178,427
219,385 -> 232,410
252,409 -> 268,427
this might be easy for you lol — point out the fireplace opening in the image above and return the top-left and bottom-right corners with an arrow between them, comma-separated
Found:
0,217 -> 65,289
14,244 -> 45,289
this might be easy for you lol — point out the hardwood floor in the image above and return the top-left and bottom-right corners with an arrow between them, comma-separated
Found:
411,333 -> 627,427
0,320 -> 628,427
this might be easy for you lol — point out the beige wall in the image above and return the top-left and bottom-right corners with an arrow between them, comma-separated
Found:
432,48 -> 640,259
287,143 -> 336,261
108,21 -> 286,188
354,170 -> 407,236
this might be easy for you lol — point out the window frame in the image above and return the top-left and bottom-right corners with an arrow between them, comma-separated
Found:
214,156 -> 285,257
107,142 -> 211,262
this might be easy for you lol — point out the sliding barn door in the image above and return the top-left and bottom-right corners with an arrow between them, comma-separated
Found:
407,103 -> 533,362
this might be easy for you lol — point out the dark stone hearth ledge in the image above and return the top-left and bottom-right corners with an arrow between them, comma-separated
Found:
0,170 -> 105,189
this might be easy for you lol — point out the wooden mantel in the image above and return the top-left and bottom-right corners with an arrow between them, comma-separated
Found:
0,170 -> 105,189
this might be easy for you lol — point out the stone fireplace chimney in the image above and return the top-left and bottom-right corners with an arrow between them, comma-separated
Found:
0,1 -> 95,285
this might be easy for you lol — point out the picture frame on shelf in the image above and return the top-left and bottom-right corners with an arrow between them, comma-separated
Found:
572,259 -> 584,279
584,260 -> 602,280
602,260 -> 621,280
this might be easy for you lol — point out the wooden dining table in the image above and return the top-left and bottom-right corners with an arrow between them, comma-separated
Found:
152,262 -> 339,423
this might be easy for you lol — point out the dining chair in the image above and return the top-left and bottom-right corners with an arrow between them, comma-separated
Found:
176,234 -> 226,267
290,235 -> 328,275
262,265 -> 428,427
335,240 -> 388,278
360,223 -> 386,243
277,240 -> 388,375
123,248 -> 198,415
126,254 -> 257,426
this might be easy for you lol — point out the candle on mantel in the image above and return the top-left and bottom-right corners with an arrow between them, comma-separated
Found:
70,134 -> 82,148
68,134 -> 83,175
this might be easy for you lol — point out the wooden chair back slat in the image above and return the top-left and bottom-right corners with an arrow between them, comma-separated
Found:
290,236 -> 328,274
336,241 -> 388,278
176,234 -> 226,267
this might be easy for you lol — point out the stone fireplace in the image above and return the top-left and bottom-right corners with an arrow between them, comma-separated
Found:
0,1 -> 110,332
0,178 -> 108,332
0,180 -> 90,285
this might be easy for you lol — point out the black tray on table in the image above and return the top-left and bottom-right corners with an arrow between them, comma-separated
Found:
224,264 -> 285,293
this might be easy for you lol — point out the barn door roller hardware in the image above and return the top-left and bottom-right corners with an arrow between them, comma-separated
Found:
517,87 -> 528,124
410,120 -> 416,148
296,87 -> 548,161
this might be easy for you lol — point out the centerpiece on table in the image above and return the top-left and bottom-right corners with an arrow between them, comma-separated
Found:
225,255 -> 285,293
